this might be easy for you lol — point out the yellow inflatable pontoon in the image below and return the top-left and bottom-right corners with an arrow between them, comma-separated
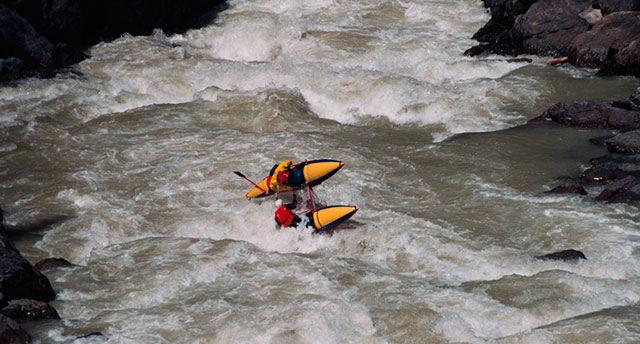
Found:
245,159 -> 344,199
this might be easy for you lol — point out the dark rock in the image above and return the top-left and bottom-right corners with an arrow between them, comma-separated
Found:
0,299 -> 60,323
1,0 -> 229,82
630,87 -> 640,111
0,5 -> 55,69
581,163 -> 620,182
595,175 -> 640,201
34,258 -> 74,272
545,182 -> 588,195
53,42 -> 87,68
566,12 -> 640,76
0,58 -> 25,76
594,0 -> 640,16
514,0 -> 592,56
507,57 -> 533,63
77,332 -> 104,339
0,313 -> 30,344
605,129 -> 640,153
0,225 -> 56,309
529,100 -> 640,130
589,135 -> 616,145
535,249 -> 587,261
588,153 -> 638,165
582,154 -> 640,181
468,0 -> 640,75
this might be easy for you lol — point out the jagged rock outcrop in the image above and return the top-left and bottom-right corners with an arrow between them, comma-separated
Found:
0,208 -> 61,342
0,0 -> 228,82
467,0 -> 640,76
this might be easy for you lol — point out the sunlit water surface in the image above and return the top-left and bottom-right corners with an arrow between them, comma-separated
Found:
1,0 -> 639,342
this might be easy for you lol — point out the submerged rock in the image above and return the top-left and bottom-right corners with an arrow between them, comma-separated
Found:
34,258 -> 74,272
535,249 -> 587,261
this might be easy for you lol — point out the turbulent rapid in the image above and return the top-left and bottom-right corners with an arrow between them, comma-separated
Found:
1,0 -> 640,343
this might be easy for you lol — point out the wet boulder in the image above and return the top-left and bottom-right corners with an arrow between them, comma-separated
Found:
535,249 -> 587,261
566,11 -> 640,76
581,163 -> 620,182
468,0 -> 640,76
594,0 -> 640,16
581,154 -> 640,182
595,175 -> 640,202
529,100 -> 640,130
630,87 -> 640,111
545,182 -> 588,195
605,130 -> 640,153
0,299 -> 60,323
513,0 -> 592,56
0,314 -> 30,344
465,0 -> 536,56
0,226 -> 56,309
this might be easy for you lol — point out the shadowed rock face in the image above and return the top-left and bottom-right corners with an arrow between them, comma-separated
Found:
467,0 -> 640,76
0,227 -> 56,309
566,11 -> 640,76
0,208 -> 61,342
513,0 -> 592,56
0,0 -> 228,81
0,314 -> 30,344
0,299 -> 60,323
535,249 -> 587,261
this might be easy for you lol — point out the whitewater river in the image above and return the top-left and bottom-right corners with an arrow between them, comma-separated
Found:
2,0 -> 640,342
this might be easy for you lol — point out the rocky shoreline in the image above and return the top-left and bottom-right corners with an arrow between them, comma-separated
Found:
0,209 -> 62,343
467,0 -> 640,200
465,0 -> 640,77
533,89 -> 640,202
464,0 -> 640,202
466,0 -> 640,263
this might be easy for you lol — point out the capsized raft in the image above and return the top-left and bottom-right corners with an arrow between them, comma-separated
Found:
245,159 -> 344,199
312,205 -> 358,233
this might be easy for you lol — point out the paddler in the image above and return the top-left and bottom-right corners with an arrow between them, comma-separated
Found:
268,160 -> 307,192
274,198 -> 314,229
269,160 -> 292,192
274,199 -> 302,228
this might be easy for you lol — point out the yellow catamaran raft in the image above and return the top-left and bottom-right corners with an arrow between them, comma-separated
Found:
245,159 -> 344,199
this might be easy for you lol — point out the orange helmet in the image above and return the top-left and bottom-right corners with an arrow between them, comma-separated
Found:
277,170 -> 290,184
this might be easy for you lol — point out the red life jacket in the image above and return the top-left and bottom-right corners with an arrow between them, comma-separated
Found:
275,205 -> 296,227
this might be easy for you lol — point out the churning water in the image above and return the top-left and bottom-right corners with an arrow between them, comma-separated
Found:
1,0 -> 640,342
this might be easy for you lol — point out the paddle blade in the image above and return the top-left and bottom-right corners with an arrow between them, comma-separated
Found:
234,171 -> 246,178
